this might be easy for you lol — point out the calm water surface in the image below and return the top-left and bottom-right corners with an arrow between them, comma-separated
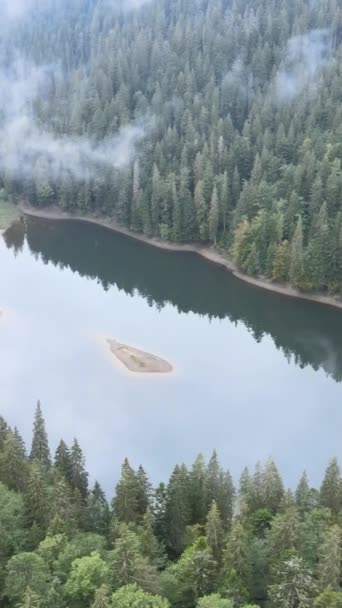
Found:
1,217 -> 342,492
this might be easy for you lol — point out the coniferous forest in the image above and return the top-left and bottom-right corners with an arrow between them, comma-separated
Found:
1,403 -> 342,608
0,0 -> 341,293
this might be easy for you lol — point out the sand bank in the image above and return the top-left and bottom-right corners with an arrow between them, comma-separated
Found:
107,339 -> 173,374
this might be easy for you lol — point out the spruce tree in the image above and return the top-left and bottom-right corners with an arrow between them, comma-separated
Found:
189,454 -> 208,525
320,458 -> 342,514
54,440 -> 72,484
206,501 -> 224,562
92,585 -> 111,608
318,525 -> 342,591
30,402 -> 51,469
112,459 -> 139,523
136,465 -> 152,517
70,439 -> 88,499
17,587 -> 41,608
25,463 -> 48,535
87,482 -> 110,537
289,216 -> 305,288
164,464 -> 191,556
268,557 -> 314,608
0,430 -> 28,492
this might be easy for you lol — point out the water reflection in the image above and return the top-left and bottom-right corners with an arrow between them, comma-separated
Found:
4,217 -> 342,383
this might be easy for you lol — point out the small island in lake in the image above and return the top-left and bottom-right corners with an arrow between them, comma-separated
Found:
107,339 -> 173,374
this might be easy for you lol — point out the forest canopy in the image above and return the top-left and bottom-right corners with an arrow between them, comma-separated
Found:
0,0 -> 341,292
1,403 -> 342,608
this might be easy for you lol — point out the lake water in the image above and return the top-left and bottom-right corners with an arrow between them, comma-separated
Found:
1,216 -> 342,493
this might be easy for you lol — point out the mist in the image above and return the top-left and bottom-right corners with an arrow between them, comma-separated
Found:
0,61 -> 150,183
0,0 -> 153,23
275,29 -> 332,100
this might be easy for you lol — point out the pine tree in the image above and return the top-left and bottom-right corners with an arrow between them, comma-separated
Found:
289,216 -> 305,288
17,587 -> 41,608
91,585 -> 111,608
54,440 -> 72,484
296,471 -> 311,512
112,459 -> 139,523
189,454 -> 208,525
70,439 -> 88,499
25,463 -> 49,534
0,416 -> 9,451
270,508 -> 302,560
318,525 -> 342,591
30,402 -> 51,469
272,240 -> 289,282
111,526 -> 141,589
0,430 -> 28,491
262,460 -> 284,513
136,466 -> 151,517
206,501 -> 224,562
164,464 -> 191,556
87,482 -> 110,537
209,185 -> 219,245
223,521 -> 249,584
320,458 -> 342,514
268,557 -> 314,608
48,476 -> 77,536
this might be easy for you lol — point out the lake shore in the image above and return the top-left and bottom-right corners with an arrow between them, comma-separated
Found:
19,203 -> 342,311
0,200 -> 19,233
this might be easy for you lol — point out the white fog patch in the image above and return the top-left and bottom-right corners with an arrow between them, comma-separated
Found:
274,29 -> 333,100
0,0 -> 34,21
0,61 -> 150,182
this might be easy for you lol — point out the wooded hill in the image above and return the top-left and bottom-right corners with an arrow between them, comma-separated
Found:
0,0 -> 341,292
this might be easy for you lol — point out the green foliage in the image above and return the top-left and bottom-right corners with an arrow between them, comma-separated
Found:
1,0 -> 340,295
4,552 -> 50,604
111,584 -> 169,608
64,551 -> 110,602
30,402 -> 51,469
314,590 -> 342,608
2,410 -> 342,608
197,594 -> 233,608
268,557 -> 315,608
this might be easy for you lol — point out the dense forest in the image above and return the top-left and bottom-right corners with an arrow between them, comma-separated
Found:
1,403 -> 342,608
0,0 -> 341,293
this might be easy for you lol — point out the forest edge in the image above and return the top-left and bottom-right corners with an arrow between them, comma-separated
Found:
18,202 -> 342,312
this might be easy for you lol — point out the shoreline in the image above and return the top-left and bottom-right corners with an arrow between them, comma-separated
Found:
19,203 -> 342,312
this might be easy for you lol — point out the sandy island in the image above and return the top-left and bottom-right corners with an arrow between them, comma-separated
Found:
107,339 -> 173,374
19,203 -> 342,312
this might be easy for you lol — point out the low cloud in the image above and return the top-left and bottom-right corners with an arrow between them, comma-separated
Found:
274,29 -> 332,100
0,0 -> 34,21
0,60 -> 150,183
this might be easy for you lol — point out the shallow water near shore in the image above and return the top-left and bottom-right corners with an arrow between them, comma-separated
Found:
1,216 -> 342,492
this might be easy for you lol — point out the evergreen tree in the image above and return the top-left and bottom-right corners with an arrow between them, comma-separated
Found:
320,459 -> 342,514
164,464 -> 191,557
289,217 -> 305,289
206,501 -> 224,562
54,441 -> 72,484
0,430 -> 28,492
318,525 -> 342,592
92,585 -> 111,608
25,463 -> 49,538
17,586 -> 41,608
87,482 -> 110,537
136,466 -> 152,517
70,439 -> 88,499
112,459 -> 139,524
268,557 -> 314,608
30,403 -> 51,469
